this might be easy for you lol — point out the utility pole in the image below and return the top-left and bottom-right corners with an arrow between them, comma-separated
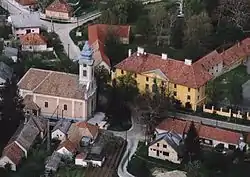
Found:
47,118 -> 50,152
68,44 -> 70,58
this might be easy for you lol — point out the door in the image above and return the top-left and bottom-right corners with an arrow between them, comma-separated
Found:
157,150 -> 159,156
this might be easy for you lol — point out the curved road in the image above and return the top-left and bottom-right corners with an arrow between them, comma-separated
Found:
1,0 -> 100,60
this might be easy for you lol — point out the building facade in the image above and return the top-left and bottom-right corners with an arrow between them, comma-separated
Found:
20,33 -> 48,52
45,0 -> 73,20
18,41 -> 97,120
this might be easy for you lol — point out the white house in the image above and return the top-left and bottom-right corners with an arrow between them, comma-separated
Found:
75,153 -> 88,167
51,120 -> 71,141
20,33 -> 48,52
9,13 -> 41,37
148,132 -> 182,164
56,140 -> 77,159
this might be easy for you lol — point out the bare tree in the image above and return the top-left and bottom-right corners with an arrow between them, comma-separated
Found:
216,0 -> 250,31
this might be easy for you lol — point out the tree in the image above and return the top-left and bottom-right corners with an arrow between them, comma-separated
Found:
183,122 -> 201,162
115,73 -> 139,102
216,0 -> 250,31
100,0 -> 142,24
0,76 -> 24,137
227,74 -> 243,106
205,80 -> 221,105
184,0 -> 205,17
185,161 -> 209,177
104,31 -> 126,67
184,11 -> 213,58
136,15 -> 151,39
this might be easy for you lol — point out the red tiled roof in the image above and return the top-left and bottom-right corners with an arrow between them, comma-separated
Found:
20,33 -> 47,46
76,152 -> 87,159
88,24 -> 130,66
75,121 -> 99,138
46,0 -> 73,14
156,118 -> 242,145
57,140 -> 77,153
220,38 -> 250,67
15,0 -> 37,6
115,53 -> 212,88
195,50 -> 223,70
2,142 -> 24,165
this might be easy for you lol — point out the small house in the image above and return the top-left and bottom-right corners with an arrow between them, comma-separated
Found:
148,132 -> 183,164
45,0 -> 73,20
3,47 -> 18,62
51,119 -> 72,141
45,152 -> 62,173
15,0 -> 37,9
9,13 -> 41,37
19,33 -> 47,52
56,139 -> 77,159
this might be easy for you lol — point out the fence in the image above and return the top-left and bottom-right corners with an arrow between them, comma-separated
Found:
203,105 -> 250,120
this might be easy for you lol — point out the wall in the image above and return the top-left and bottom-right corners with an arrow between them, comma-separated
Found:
45,10 -> 71,20
208,62 -> 223,77
75,159 -> 88,167
148,139 -> 181,164
22,44 -> 47,52
15,27 -> 40,36
0,156 -> 16,171
51,129 -> 66,141
202,105 -> 250,120
113,68 -> 203,111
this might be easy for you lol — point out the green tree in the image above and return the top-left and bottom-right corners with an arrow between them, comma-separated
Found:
185,161 -> 208,177
205,80 -> 221,105
227,74 -> 243,106
104,32 -> 126,67
184,122 -> 201,162
136,15 -> 151,39
184,11 -> 213,58
0,76 -> 24,142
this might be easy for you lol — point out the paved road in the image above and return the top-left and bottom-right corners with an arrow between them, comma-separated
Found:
1,0 -> 101,60
172,112 -> 250,132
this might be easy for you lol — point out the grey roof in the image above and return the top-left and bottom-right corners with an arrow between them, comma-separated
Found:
4,47 -> 18,57
45,152 -> 62,172
10,13 -> 41,28
150,131 -> 182,152
0,62 -> 13,82
7,116 -> 46,151
52,119 -> 72,134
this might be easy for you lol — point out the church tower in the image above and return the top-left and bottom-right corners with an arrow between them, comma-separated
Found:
78,41 -> 95,86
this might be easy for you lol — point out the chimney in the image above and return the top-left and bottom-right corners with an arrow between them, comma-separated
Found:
184,59 -> 192,65
128,49 -> 132,57
161,53 -> 168,60
137,47 -> 144,55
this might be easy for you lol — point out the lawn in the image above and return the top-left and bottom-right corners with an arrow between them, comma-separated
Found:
127,142 -> 182,177
10,142 -> 50,177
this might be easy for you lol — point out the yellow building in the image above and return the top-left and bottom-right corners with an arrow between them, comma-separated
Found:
112,47 -> 212,111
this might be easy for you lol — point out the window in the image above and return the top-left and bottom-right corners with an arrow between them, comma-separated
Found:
198,88 -> 200,92
82,70 -> 87,76
173,91 -> 177,96
198,96 -> 200,100
161,81 -> 165,85
157,143 -> 159,147
134,73 -> 137,78
83,64 -> 87,67
163,152 -> 169,156
121,70 -> 124,74
212,67 -> 214,69
216,69 -> 218,72
187,95 -> 191,100
63,104 -> 67,111
188,88 -> 191,92
146,77 -> 149,82
44,102 -> 48,108
145,84 -> 149,90
163,144 -> 167,148
32,29 -> 34,32
174,84 -> 177,88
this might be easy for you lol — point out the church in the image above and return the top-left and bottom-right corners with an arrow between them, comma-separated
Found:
17,41 -> 97,120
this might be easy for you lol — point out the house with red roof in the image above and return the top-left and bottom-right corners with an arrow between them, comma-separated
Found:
20,33 -> 48,52
45,0 -> 73,20
56,139 -> 77,158
87,24 -> 131,70
156,118 -> 246,150
15,0 -> 37,9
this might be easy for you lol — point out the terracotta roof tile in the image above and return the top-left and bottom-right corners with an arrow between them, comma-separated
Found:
17,68 -> 87,100
57,140 -> 77,153
46,0 -> 73,14
23,95 -> 39,110
195,50 -> 223,70
88,24 -> 130,67
115,53 -> 212,88
15,0 -> 37,6
20,33 -> 47,46
76,152 -> 87,159
157,118 -> 242,145
2,142 -> 24,165
75,121 -> 99,138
